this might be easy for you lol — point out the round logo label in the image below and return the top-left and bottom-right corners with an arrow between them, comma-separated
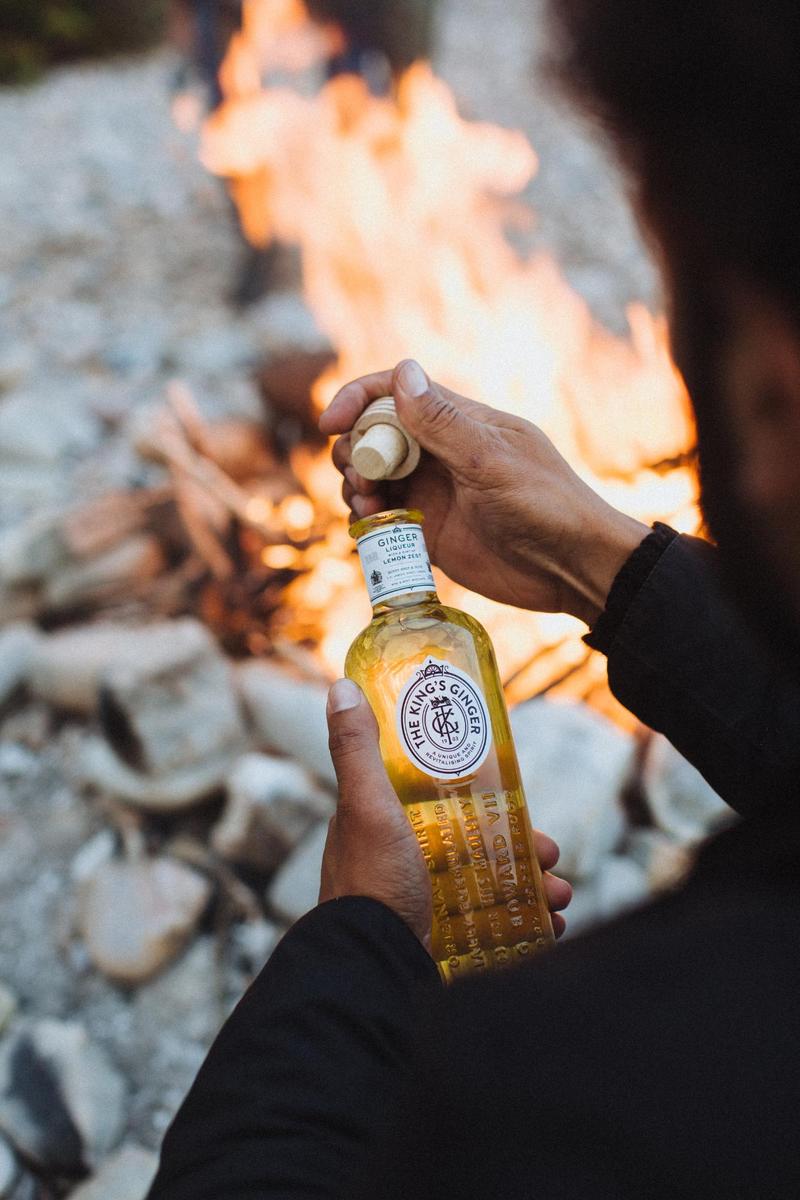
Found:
396,657 -> 492,779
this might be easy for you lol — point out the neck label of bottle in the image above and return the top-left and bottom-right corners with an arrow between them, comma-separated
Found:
356,521 -> 435,605
396,657 -> 492,779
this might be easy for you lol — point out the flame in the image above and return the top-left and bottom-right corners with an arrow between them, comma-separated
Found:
205,8 -> 699,702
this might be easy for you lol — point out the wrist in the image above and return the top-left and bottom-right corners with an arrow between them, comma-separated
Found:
558,504 -> 649,627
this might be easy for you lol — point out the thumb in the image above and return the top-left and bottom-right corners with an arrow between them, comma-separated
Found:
393,359 -> 482,469
326,679 -> 393,817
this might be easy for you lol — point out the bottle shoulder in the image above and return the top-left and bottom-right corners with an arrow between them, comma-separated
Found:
345,599 -> 493,674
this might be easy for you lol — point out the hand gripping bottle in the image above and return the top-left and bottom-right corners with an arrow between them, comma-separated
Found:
345,508 -> 554,982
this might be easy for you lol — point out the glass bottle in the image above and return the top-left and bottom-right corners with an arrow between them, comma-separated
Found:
345,508 -> 554,983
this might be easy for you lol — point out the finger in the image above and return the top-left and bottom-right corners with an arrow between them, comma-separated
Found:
326,679 -> 396,820
344,466 -> 380,496
331,433 -> 352,473
319,370 -> 396,435
551,913 -> 567,939
392,360 -> 491,471
351,492 -> 389,519
532,829 -> 560,872
332,435 -> 382,497
543,871 -> 573,913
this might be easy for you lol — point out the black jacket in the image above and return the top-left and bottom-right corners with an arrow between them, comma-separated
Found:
148,531 -> 800,1199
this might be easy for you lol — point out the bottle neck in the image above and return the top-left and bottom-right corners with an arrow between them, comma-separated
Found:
372,588 -> 438,615
355,518 -> 438,610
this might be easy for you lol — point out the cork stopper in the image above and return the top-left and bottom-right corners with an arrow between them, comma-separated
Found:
351,397 -> 421,482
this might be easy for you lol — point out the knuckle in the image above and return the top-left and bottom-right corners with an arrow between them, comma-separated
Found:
419,391 -> 462,437
328,724 -> 364,761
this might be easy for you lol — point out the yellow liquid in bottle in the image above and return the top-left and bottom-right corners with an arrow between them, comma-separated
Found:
346,592 -> 555,983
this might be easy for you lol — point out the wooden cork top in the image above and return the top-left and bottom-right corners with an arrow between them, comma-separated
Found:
351,397 -> 421,481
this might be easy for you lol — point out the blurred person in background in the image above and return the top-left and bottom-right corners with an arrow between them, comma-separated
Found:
306,0 -> 438,87
148,2 -> 800,1197
171,0 -> 439,301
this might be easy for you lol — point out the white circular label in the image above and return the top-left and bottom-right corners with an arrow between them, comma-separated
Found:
396,657 -> 492,779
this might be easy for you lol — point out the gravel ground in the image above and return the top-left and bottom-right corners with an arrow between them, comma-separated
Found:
0,0 -> 662,1169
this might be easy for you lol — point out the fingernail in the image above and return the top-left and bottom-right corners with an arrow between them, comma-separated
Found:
344,466 -> 359,487
328,678 -> 362,713
351,493 -> 368,517
398,359 -> 428,398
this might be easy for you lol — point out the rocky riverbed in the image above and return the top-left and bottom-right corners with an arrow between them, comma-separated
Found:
0,4 -> 719,1197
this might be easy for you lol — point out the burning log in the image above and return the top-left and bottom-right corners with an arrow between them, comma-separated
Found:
59,489 -> 168,561
42,534 -> 165,618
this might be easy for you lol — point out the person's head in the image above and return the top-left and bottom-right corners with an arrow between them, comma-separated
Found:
548,1 -> 800,662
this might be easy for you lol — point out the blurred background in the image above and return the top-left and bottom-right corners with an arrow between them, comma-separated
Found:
0,2 -> 729,1197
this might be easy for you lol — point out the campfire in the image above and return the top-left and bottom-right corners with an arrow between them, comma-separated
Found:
0,10 -> 735,1187
199,0 -> 698,722
3,1 -> 701,724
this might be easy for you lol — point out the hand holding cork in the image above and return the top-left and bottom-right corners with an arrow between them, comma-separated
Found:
350,396 -> 421,481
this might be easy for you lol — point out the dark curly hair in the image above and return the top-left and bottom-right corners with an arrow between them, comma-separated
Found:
548,1 -> 800,664
547,1 -> 800,322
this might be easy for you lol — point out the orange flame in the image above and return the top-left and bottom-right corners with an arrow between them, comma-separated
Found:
206,9 -> 698,710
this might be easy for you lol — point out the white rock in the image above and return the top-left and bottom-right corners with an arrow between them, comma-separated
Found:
562,855 -> 650,939
212,753 -> 333,871
172,325 -> 258,375
511,699 -> 633,881
267,822 -> 329,924
0,1020 -> 126,1174
0,386 -> 100,465
559,881 -> 602,939
97,619 -> 245,778
0,745 -> 37,781
0,703 -> 49,750
70,831 -> 117,885
133,936 -> 222,1049
644,735 -> 732,843
0,340 -> 35,393
0,625 -> 39,707
0,1133 -> 19,1198
30,619 -> 227,716
28,622 -> 182,714
231,919 -> 282,974
68,1144 -> 158,1200
76,736 -> 234,811
627,827 -> 693,893
237,661 -> 334,785
0,514 -> 66,587
77,856 -> 211,985
0,986 -> 16,1036
595,855 -> 650,921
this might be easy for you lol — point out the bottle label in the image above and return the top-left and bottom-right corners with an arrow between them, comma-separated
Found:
356,521 -> 435,605
396,657 -> 493,779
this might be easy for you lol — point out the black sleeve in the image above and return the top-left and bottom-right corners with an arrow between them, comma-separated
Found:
586,525 -> 800,814
147,897 -> 440,1200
